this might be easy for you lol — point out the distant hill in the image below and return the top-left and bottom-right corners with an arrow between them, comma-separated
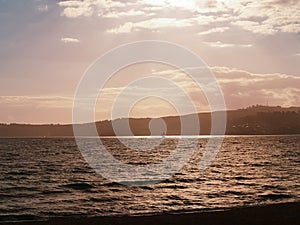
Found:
0,105 -> 299,137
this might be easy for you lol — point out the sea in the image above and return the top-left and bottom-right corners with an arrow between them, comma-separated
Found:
0,135 -> 299,222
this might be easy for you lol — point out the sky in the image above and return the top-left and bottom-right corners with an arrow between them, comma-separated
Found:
0,0 -> 299,124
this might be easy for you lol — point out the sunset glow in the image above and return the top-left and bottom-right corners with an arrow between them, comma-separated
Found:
0,0 -> 299,123
0,2 -> 300,224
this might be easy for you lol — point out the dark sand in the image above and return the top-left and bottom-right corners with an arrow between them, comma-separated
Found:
1,202 -> 299,225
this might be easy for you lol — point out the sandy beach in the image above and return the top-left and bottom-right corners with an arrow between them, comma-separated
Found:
1,202 -> 299,225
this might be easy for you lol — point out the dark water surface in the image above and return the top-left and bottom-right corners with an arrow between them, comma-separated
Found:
0,135 -> 299,221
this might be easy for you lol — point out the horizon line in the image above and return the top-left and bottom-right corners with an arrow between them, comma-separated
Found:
1,104 -> 299,126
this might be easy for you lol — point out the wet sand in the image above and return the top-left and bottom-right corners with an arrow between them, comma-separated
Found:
1,202 -> 299,225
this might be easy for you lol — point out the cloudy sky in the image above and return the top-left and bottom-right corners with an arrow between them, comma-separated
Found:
0,0 -> 299,123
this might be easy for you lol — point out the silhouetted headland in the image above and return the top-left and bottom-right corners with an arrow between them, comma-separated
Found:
0,105 -> 299,137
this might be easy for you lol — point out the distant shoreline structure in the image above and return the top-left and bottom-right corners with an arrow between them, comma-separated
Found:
0,105 -> 299,137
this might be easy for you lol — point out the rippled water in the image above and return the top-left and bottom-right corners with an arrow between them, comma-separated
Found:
0,135 -> 299,221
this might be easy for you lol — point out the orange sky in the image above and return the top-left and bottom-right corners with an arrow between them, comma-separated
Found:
0,0 -> 299,124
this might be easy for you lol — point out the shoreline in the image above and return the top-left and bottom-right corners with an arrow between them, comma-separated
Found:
1,202 -> 299,225
1,134 -> 300,138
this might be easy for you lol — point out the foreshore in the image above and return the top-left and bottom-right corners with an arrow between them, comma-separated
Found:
1,202 -> 299,225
